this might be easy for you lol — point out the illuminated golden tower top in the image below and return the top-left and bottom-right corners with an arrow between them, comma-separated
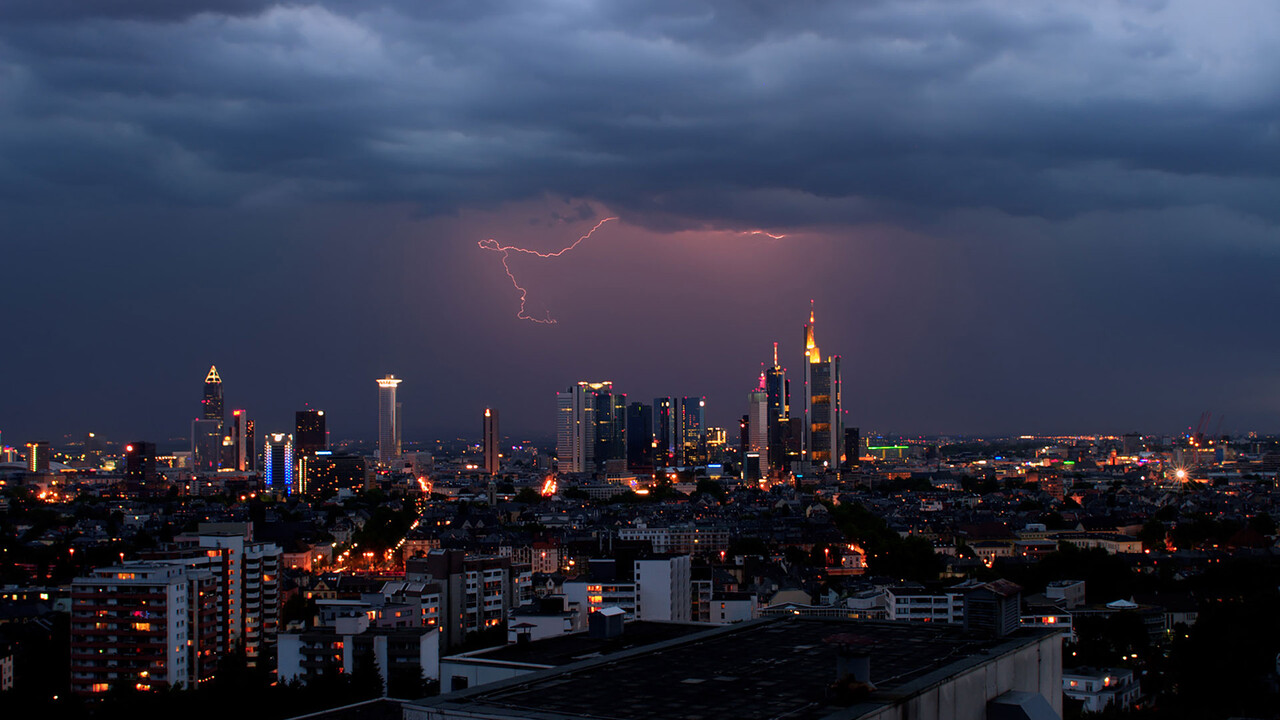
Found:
805,300 -> 820,363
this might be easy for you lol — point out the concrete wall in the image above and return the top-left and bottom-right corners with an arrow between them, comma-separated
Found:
854,633 -> 1062,720
438,658 -> 548,694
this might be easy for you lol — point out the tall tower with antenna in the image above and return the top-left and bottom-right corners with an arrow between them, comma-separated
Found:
802,302 -> 842,470
202,366 -> 224,422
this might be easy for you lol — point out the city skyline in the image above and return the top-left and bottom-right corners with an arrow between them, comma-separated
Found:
2,308 -> 1276,448
3,2 -> 1280,443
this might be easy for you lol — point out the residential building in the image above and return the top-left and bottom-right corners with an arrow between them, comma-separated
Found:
70,563 -> 220,693
1063,667 -> 1140,713
278,613 -> 440,693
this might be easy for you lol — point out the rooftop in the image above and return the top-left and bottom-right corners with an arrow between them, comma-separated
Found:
418,617 -> 1057,720
448,620 -> 707,668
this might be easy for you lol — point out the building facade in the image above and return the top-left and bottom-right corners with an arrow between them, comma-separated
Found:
376,374 -> 403,463
70,563 -> 220,694
802,305 -> 842,468
483,408 -> 500,474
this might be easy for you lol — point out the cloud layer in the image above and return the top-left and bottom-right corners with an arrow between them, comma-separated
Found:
4,0 -> 1279,228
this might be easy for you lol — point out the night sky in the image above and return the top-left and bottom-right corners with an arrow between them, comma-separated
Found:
3,1 -> 1279,445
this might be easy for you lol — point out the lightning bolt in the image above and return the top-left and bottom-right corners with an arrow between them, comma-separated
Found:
744,230 -> 787,239
478,216 -> 618,324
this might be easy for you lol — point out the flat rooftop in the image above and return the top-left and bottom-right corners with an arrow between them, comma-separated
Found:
417,618 -> 1055,720
447,621 -> 709,668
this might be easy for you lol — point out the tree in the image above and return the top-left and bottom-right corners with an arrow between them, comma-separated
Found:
1138,519 -> 1166,550
695,479 -> 725,502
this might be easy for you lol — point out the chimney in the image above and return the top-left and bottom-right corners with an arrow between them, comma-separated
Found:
825,633 -> 876,690
588,607 -> 625,639
836,648 -> 872,685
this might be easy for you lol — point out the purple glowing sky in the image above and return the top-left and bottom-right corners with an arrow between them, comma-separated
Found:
2,1 -> 1279,443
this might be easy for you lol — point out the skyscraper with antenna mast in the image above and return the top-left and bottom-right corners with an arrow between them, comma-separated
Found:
202,365 -> 224,422
802,302 -> 842,470
765,342 -> 787,472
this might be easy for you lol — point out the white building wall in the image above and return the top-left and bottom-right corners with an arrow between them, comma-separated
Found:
166,580 -> 188,688
634,556 -> 690,622
439,659 -> 549,693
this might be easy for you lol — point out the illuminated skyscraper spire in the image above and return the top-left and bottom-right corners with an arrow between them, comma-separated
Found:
801,302 -> 841,470
202,365 -> 224,422
805,300 -> 820,363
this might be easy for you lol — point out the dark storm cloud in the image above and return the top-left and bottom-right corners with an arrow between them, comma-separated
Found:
2,0 -> 1278,227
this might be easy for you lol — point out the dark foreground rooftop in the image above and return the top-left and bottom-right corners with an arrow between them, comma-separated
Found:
452,620 -> 709,668
414,617 -> 1057,720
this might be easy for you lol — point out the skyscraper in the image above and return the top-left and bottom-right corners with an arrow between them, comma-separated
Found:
264,433 -> 294,495
626,402 -> 653,472
764,343 -> 788,471
747,378 -> 769,470
609,393 -> 628,462
653,397 -> 676,468
244,418 -> 256,472
483,408 -> 500,474
802,303 -> 842,469
680,396 -> 707,466
124,441 -> 158,495
25,441 -> 50,472
230,410 -> 250,471
376,374 -> 402,463
556,382 -> 614,473
191,418 -> 222,474
202,365 -> 224,422
295,409 -> 327,455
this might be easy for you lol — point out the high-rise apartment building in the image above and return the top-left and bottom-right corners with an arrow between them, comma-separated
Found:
408,550 -> 525,650
70,563 -> 220,693
376,374 -> 403,463
264,433 -> 294,495
202,365 -> 224,422
295,409 -> 327,456
483,408 -> 500,475
802,303 -> 842,469
151,523 -> 282,667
